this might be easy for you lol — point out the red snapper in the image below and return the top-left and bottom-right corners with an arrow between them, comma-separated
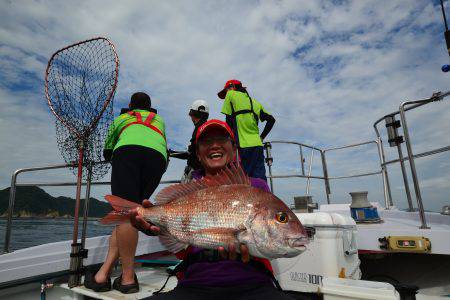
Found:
101,164 -> 308,259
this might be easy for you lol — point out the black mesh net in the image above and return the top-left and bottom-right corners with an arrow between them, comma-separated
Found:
54,102 -> 113,180
46,38 -> 119,180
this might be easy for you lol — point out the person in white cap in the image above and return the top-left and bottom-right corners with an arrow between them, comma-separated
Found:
169,99 -> 209,181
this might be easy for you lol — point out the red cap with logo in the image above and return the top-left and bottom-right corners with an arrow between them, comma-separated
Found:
217,79 -> 242,99
195,119 -> 235,144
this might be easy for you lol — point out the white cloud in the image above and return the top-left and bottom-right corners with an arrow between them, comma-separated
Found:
0,0 -> 449,213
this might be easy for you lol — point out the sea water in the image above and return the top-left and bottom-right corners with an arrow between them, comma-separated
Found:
0,218 -> 114,251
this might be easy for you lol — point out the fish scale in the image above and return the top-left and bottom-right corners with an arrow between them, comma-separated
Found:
145,185 -> 257,247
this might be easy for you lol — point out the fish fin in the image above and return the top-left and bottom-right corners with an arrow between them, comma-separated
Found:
154,163 -> 250,205
154,180 -> 209,205
100,195 -> 141,225
100,211 -> 131,225
104,194 -> 140,211
158,231 -> 188,253
236,229 -> 253,245
203,162 -> 251,186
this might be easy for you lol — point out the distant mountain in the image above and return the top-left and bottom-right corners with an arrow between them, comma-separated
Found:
0,186 -> 111,218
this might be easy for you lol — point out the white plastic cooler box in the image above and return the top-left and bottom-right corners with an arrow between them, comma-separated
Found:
272,212 -> 362,293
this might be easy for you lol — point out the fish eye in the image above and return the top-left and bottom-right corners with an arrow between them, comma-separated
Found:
276,212 -> 288,223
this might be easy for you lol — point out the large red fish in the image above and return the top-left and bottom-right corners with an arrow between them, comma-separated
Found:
102,164 -> 308,259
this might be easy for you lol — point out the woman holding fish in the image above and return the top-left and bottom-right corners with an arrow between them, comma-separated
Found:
117,119 -> 308,299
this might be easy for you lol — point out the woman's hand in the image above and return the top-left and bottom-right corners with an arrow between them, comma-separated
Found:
130,199 -> 161,236
218,243 -> 250,263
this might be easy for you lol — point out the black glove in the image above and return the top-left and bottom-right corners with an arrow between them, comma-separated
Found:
103,149 -> 113,161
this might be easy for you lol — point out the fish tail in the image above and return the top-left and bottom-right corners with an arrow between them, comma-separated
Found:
100,194 -> 141,225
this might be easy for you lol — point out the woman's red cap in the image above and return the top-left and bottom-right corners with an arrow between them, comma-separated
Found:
217,79 -> 242,99
195,119 -> 235,144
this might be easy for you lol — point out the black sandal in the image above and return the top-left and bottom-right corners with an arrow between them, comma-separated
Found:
112,273 -> 139,294
83,271 -> 111,292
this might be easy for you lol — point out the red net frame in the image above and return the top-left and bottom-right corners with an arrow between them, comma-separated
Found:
45,37 -> 119,180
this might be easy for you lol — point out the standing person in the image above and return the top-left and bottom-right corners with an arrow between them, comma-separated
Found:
217,79 -> 275,181
84,92 -> 167,294
132,119 -> 294,300
169,99 -> 209,181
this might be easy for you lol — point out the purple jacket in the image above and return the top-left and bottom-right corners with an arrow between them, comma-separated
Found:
176,170 -> 273,287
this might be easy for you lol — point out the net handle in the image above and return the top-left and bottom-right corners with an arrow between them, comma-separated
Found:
44,36 -> 120,140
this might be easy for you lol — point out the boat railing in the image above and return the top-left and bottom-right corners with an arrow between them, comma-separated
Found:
265,90 -> 450,230
3,162 -> 181,254
264,139 -> 385,206
4,91 -> 449,251
373,90 -> 450,229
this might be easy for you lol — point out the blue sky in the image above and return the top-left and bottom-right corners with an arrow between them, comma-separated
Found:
0,0 -> 449,213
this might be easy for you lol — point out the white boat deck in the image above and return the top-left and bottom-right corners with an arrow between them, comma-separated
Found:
58,266 -> 177,300
319,204 -> 450,254
54,265 -> 448,300
0,232 -> 165,285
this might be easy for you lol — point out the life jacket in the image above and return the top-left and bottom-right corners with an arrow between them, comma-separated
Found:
230,93 -> 259,124
118,111 -> 165,141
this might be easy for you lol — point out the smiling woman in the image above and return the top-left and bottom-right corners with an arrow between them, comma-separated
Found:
196,124 -> 237,176
129,119 -> 303,300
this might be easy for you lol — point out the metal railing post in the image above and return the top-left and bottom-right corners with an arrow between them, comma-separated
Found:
396,143 -> 414,211
399,102 -> 429,229
299,145 -> 305,176
4,170 -> 20,253
81,164 -> 93,249
264,142 -> 274,192
373,125 -> 394,209
305,149 -> 314,195
320,151 -> 331,204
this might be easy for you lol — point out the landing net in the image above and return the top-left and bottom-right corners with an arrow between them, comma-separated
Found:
45,37 -> 119,180
45,37 -> 119,287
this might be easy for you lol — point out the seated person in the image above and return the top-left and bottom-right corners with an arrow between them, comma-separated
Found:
132,119 -> 294,300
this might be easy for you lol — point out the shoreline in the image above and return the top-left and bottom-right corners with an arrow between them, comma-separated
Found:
0,216 -> 101,220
